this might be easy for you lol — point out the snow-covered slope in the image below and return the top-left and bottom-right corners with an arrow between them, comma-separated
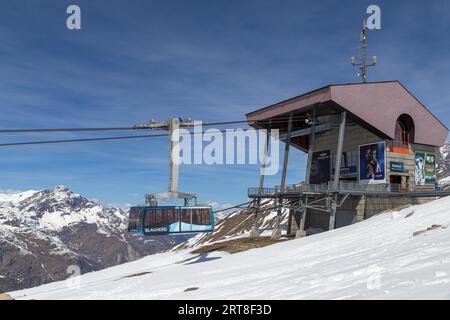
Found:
180,199 -> 291,249
0,186 -> 181,293
0,190 -> 36,204
10,195 -> 450,299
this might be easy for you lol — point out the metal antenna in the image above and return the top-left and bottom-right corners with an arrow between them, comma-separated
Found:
351,19 -> 377,83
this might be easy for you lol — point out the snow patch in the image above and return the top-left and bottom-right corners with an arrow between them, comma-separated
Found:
10,196 -> 450,299
0,190 -> 36,204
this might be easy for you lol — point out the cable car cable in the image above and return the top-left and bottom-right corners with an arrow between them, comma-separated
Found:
0,118 -> 309,147
0,115 -> 308,135
212,200 -> 256,214
0,133 -> 168,147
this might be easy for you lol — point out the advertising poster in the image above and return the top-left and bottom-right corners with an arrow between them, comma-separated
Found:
415,152 -> 426,185
416,152 -> 436,185
425,154 -> 436,184
310,150 -> 330,185
359,142 -> 386,184
332,151 -> 358,175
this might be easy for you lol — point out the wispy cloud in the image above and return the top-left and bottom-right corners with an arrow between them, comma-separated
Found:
0,0 -> 449,206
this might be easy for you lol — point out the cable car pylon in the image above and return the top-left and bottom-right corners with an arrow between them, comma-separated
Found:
134,117 -> 198,206
128,117 -> 215,236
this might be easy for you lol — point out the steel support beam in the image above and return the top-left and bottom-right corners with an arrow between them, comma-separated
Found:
140,117 -> 197,205
330,111 -> 346,230
333,111 -> 347,188
299,195 -> 307,231
250,130 -> 270,238
279,114 -> 293,193
329,193 -> 338,230
279,123 -> 333,141
168,118 -> 180,193
305,105 -> 318,185
272,113 -> 293,239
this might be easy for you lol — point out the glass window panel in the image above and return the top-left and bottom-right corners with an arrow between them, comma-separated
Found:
202,209 -> 211,225
166,209 -> 178,224
181,209 -> 191,223
143,209 -> 155,227
192,209 -> 202,225
128,208 -> 142,228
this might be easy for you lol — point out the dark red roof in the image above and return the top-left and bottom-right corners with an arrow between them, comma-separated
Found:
246,81 -> 448,147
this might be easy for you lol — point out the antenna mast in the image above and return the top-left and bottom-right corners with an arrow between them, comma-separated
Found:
351,19 -> 377,83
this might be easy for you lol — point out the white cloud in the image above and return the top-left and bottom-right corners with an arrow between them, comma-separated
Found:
202,200 -> 234,211
105,203 -> 132,211
0,188 -> 23,195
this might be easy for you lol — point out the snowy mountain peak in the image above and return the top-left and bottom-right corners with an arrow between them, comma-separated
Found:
0,190 -> 37,204
0,185 -> 128,236
0,185 -> 177,293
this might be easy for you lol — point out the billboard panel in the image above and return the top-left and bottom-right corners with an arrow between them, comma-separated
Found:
415,152 -> 436,185
415,152 -> 426,185
359,141 -> 386,184
310,150 -> 330,185
425,154 -> 436,184
332,151 -> 357,175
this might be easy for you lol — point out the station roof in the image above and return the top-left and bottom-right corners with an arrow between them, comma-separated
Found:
246,81 -> 448,148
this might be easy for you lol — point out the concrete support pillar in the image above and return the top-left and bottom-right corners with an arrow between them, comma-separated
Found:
295,229 -> 307,238
287,205 -> 295,235
295,200 -> 307,238
329,193 -> 338,230
356,195 -> 366,222
299,195 -> 307,229
249,227 -> 259,238
287,198 -> 302,236
292,195 -> 307,238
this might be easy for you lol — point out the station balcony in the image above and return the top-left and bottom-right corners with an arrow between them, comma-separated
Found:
248,181 -> 445,198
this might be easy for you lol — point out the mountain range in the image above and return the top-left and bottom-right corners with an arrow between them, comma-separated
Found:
0,186 -> 186,293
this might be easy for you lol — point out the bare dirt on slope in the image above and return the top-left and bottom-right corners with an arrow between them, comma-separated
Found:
0,293 -> 14,300
190,237 -> 289,255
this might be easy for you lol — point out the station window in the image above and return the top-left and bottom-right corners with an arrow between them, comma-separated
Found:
395,114 -> 414,145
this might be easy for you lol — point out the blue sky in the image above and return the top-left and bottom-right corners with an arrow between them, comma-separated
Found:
0,0 -> 449,208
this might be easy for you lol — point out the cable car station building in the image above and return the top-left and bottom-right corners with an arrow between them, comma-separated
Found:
246,81 -> 449,237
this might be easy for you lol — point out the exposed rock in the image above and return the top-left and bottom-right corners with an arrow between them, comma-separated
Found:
190,237 -> 288,255
0,186 -> 188,293
413,224 -> 446,237
178,199 -> 290,249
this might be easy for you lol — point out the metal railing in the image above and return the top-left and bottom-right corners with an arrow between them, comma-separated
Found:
248,181 -> 437,197
247,187 -> 278,197
328,181 -> 401,193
